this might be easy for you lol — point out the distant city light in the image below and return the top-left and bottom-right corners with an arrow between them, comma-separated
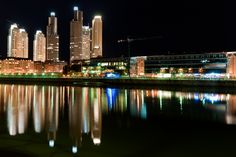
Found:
36,30 -> 42,34
19,28 -> 26,32
94,15 -> 102,19
10,23 -> 18,30
50,12 -> 56,16
74,6 -> 79,11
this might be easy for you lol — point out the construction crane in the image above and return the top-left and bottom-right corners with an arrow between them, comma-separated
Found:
117,36 -> 162,77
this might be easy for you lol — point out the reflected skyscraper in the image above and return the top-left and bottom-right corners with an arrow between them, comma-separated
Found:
7,85 -> 31,136
81,87 -> 90,134
91,16 -> 103,58
33,86 -> 45,133
45,86 -> 59,147
129,89 -> 147,119
33,30 -> 46,62
8,24 -> 28,58
106,88 -> 119,111
90,88 -> 102,145
46,12 -> 59,61
68,87 -> 83,153
70,6 -> 83,63
226,94 -> 236,124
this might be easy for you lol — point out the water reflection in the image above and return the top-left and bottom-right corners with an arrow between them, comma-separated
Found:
1,84 -> 236,154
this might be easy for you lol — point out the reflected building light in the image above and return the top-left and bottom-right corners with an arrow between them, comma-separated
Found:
72,146 -> 78,154
162,91 -> 172,98
159,90 -> 163,111
91,88 -> 102,146
7,103 -> 17,136
180,95 -> 183,113
18,85 -> 27,134
140,90 -> 147,119
151,90 -> 155,98
7,85 -> 17,136
130,90 -> 137,116
203,94 -> 220,104
226,95 -> 236,125
202,98 -> 206,105
93,138 -> 101,145
194,93 -> 199,101
124,90 -> 128,112
49,140 -> 55,147
34,86 -> 45,133
68,87 -> 83,148
106,88 -> 118,111
7,85 -> 30,136
59,87 -> 65,112
141,105 -> 147,119
82,88 -> 90,134
46,86 -> 59,147
94,98 -> 99,122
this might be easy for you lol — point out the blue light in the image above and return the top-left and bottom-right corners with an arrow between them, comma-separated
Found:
141,104 -> 147,119
203,94 -> 219,104
194,93 -> 199,101
106,88 -> 119,110
104,72 -> 121,78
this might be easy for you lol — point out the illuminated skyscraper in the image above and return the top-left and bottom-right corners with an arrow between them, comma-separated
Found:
70,6 -> 83,63
91,16 -> 103,58
8,24 -> 28,58
82,26 -> 91,60
33,30 -> 46,62
46,12 -> 59,61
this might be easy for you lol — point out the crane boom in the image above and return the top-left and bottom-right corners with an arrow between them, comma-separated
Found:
117,35 -> 162,77
118,36 -> 162,43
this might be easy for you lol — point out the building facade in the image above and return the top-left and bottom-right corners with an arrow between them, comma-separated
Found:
8,24 -> 28,59
82,26 -> 91,60
145,53 -> 227,75
70,7 -> 83,63
0,58 -> 34,74
130,57 -> 146,76
33,30 -> 46,62
226,52 -> 236,78
91,16 -> 103,58
46,12 -> 59,61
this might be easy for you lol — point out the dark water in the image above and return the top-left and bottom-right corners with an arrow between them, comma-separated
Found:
0,84 -> 236,157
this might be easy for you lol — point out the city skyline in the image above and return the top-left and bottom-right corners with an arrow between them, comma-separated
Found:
5,6 -> 103,63
0,1 -> 235,60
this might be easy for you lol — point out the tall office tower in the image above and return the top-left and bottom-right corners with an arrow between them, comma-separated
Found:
46,12 -> 59,61
70,6 -> 83,63
8,24 -> 28,58
33,30 -> 46,62
91,16 -> 102,58
82,26 -> 91,60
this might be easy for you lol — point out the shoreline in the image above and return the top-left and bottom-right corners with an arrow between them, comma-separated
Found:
0,76 -> 236,93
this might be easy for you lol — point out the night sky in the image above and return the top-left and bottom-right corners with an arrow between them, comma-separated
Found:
0,0 -> 235,62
